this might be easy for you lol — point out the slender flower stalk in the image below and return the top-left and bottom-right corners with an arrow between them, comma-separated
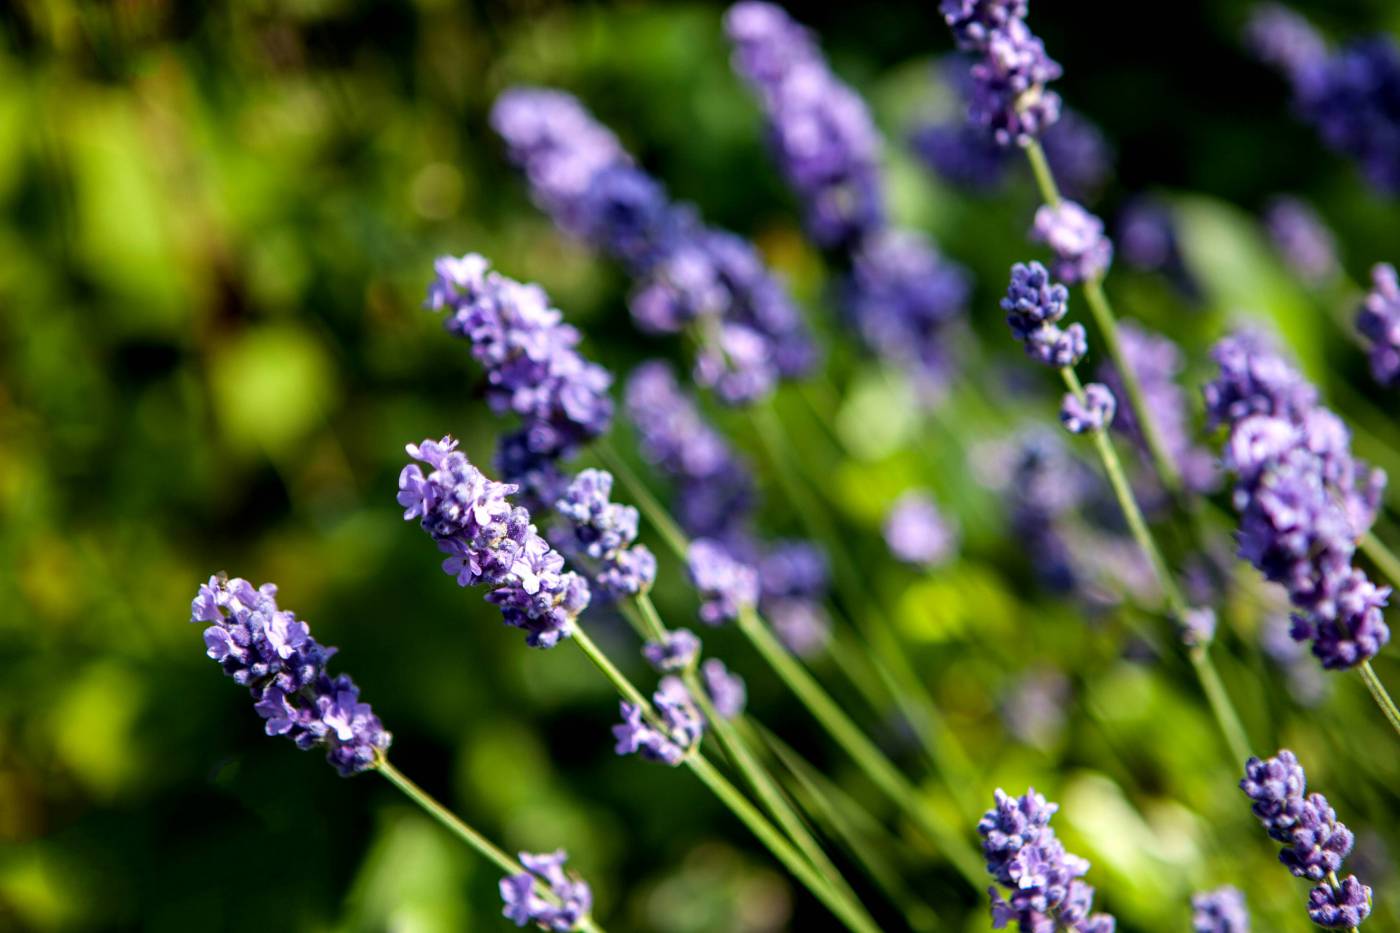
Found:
1060,358 -> 1253,765
622,592 -> 870,924
746,402 -> 979,803
377,761 -> 605,933
569,623 -> 882,933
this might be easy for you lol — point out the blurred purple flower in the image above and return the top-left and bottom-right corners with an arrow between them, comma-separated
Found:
1060,383 -> 1115,435
1191,886 -> 1249,933
1032,201 -> 1113,284
1264,196 -> 1339,285
688,538 -> 760,625
702,658 -> 747,719
1357,262 -> 1400,386
883,492 -> 959,568
500,849 -> 593,931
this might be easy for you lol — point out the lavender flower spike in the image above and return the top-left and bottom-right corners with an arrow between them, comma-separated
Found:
500,849 -> 594,931
643,629 -> 702,673
192,574 -> 391,776
688,538 -> 760,625
1241,750 -> 1372,927
553,469 -> 657,599
1358,262 -> 1400,387
1002,260 -> 1087,367
942,2 -> 1063,147
1191,886 -> 1249,933
1265,196 -> 1338,286
724,1 -> 885,248
425,255 -> 613,496
979,787 -> 1116,932
398,436 -> 590,648
1060,383 -> 1115,435
1033,201 -> 1113,284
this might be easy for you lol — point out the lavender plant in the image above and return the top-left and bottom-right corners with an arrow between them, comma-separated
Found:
1241,751 -> 1373,927
491,88 -> 814,405
1358,263 -> 1400,387
978,787 -> 1116,932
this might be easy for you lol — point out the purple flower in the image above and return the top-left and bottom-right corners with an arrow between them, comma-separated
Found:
1032,201 -> 1113,284
724,1 -> 885,247
1039,110 -> 1113,202
1206,334 -> 1391,669
425,254 -> 613,492
399,437 -> 590,648
193,575 -> 391,776
1060,383 -> 1115,435
500,849 -> 593,931
1002,260 -> 1087,367
766,598 -> 832,657
553,469 -> 656,599
978,787 -> 1116,932
613,676 -> 705,766
1191,886 -> 1249,933
643,629 -> 702,672
1241,750 -> 1368,922
1000,668 -> 1070,749
943,3 -> 1062,148
1358,262 -> 1400,386
492,87 -> 815,405
1307,875 -> 1373,928
844,230 -> 971,398
1265,196 -> 1339,285
884,492 -> 959,568
1246,4 -> 1327,89
687,539 -> 760,625
1098,323 -> 1219,493
702,658 -> 747,719
941,0 -> 1028,49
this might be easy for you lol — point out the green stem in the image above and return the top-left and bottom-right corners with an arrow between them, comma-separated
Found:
1357,661 -> 1400,739
1361,532 -> 1400,589
376,758 -> 607,933
570,623 -> 878,933
736,604 -> 984,886
746,402 -> 977,806
630,596 -> 872,923
593,438 -> 690,559
1060,368 -> 1253,764
1024,139 -> 1183,500
753,721 -> 941,933
684,753 -> 881,933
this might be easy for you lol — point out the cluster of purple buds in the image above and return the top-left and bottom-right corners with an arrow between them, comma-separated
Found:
688,538 -> 761,625
1033,201 -> 1113,285
758,540 -> 832,656
1240,751 -> 1372,927
1178,607 -> 1218,649
1206,333 -> 1391,669
724,1 -> 884,248
913,59 -> 1110,200
1264,196 -> 1339,286
398,437 -> 591,649
613,676 -> 706,766
1190,886 -> 1249,933
1098,323 -> 1220,494
425,254 -> 613,508
1357,262 -> 1400,387
552,469 -> 657,600
978,787 -> 1116,932
492,88 -> 814,405
192,575 -> 391,776
942,0 -> 1063,147
1059,383 -> 1115,435
1002,260 -> 1087,367
1246,5 -> 1400,193
500,849 -> 594,931
643,628 -> 702,673
883,492 -> 959,568
625,361 -> 755,544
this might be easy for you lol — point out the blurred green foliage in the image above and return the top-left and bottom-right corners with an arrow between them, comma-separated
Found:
3,1 -> 1400,931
